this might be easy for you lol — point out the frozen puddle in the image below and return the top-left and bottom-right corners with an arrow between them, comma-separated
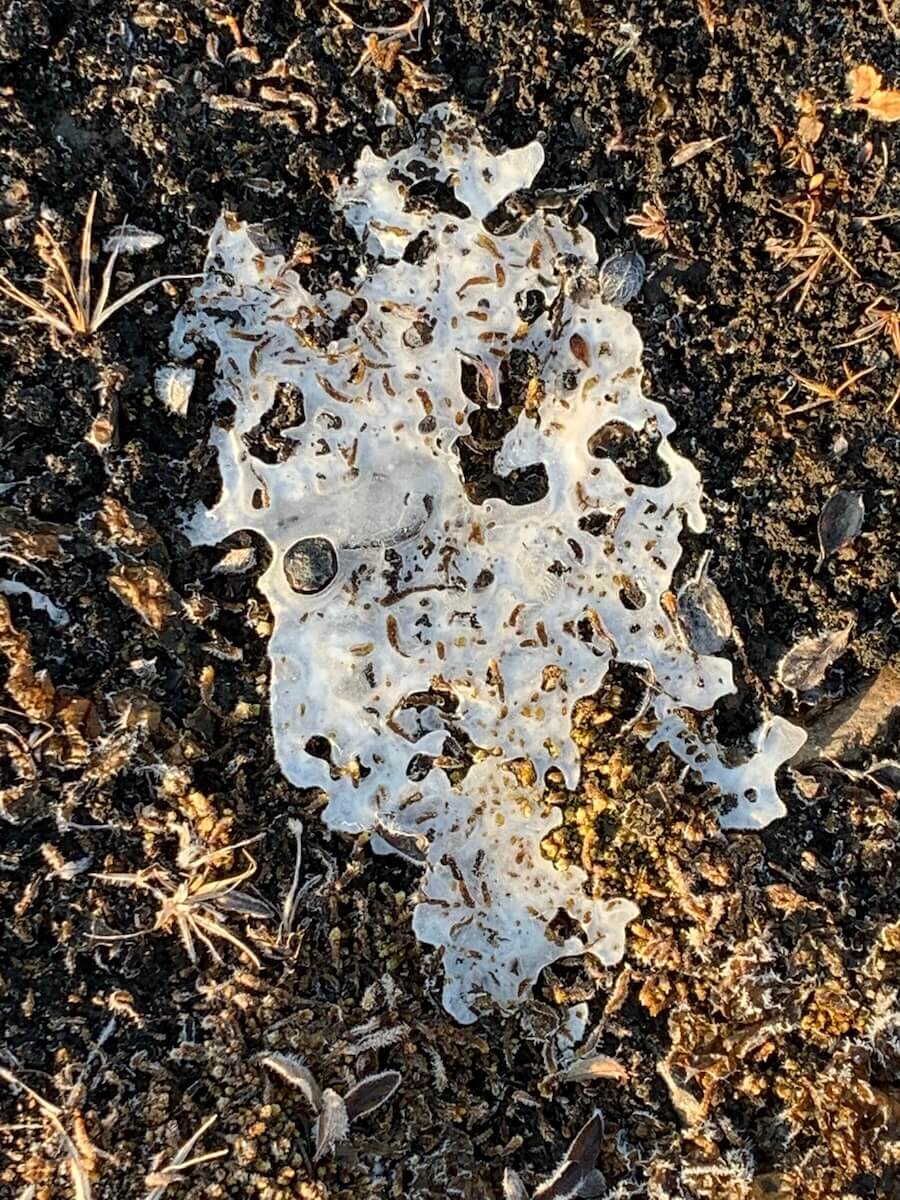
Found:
172,105 -> 804,1022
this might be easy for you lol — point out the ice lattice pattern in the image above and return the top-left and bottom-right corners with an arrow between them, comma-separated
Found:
172,106 -> 803,1022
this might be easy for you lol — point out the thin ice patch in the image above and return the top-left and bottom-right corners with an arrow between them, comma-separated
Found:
172,104 -> 803,1022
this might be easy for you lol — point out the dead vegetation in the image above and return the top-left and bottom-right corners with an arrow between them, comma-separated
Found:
92,846 -> 271,969
784,361 -> 876,417
0,192 -> 196,339
838,294 -> 900,411
766,198 -> 859,313
624,195 -> 671,248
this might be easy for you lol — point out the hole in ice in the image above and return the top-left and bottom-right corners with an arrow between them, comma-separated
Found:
588,420 -> 671,487
404,176 -> 471,219
243,381 -> 305,464
617,577 -> 646,611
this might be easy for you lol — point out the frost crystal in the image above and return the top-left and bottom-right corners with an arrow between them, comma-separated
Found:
172,105 -> 804,1022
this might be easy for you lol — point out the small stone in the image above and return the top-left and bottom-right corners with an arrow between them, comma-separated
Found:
283,537 -> 337,595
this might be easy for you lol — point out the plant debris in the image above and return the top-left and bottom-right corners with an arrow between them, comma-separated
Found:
816,488 -> 865,569
776,621 -> 854,695
847,63 -> 900,121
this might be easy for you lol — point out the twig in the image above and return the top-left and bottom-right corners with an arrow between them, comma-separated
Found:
144,1114 -> 227,1199
0,1067 -> 93,1200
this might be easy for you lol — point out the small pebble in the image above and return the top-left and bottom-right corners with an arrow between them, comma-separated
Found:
283,537 -> 338,595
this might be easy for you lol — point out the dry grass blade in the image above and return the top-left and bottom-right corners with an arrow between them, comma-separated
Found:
144,1113 -> 227,1199
78,192 -> 96,322
279,817 -> 304,940
785,362 -> 876,416
0,191 -> 198,338
0,1067 -> 92,1200
93,848 -> 266,969
767,202 -> 859,312
0,272 -> 74,335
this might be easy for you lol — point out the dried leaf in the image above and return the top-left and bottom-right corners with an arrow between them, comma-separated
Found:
565,1111 -> 604,1170
658,1061 -> 705,1127
313,1089 -> 350,1161
108,564 -> 177,630
212,546 -> 258,575
776,622 -> 853,695
848,64 -> 883,103
816,489 -> 864,569
343,1069 -> 401,1121
503,1168 -> 530,1200
155,366 -> 196,416
865,88 -> 900,121
797,114 -> 824,145
670,134 -> 729,167
0,595 -> 57,719
259,1054 -> 323,1110
569,333 -> 590,367
102,226 -> 164,255
556,1053 -> 629,1084
534,1161 -> 588,1200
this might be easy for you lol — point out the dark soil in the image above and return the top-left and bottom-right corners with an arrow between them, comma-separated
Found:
2,2 -> 899,1198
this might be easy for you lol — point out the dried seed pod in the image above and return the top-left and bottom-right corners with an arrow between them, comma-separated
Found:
283,537 -> 337,594
816,489 -> 864,570
597,250 -> 645,306
676,552 -> 732,654
155,365 -> 196,416
343,1070 -> 401,1121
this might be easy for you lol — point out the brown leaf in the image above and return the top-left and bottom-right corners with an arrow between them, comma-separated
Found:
566,1111 -> 604,1170
865,87 -> 900,121
0,595 -> 56,720
107,565 -> 177,631
776,622 -> 853,695
797,114 -> 824,145
669,134 -> 729,167
569,332 -> 590,367
556,1053 -> 629,1084
848,64 -> 883,103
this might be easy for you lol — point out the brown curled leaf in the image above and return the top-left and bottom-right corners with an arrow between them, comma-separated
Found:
864,88 -> 900,121
848,64 -> 883,103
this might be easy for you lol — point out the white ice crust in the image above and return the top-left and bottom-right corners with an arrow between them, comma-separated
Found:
171,105 -> 804,1022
